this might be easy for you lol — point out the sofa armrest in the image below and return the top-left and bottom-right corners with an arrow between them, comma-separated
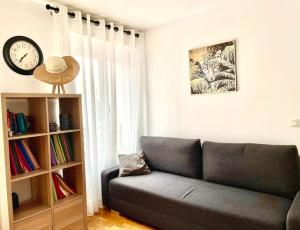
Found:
287,191 -> 300,230
101,166 -> 119,207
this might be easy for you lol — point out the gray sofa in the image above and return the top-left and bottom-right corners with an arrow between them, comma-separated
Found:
101,136 -> 300,230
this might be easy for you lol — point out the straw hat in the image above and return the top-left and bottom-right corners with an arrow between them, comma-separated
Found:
33,56 -> 79,85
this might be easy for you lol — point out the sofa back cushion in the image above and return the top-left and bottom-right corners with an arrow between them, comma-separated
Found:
203,141 -> 299,198
140,136 -> 202,178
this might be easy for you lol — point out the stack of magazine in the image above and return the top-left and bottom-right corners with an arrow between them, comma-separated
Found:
9,140 -> 40,175
50,134 -> 74,166
7,110 -> 31,136
51,173 -> 76,201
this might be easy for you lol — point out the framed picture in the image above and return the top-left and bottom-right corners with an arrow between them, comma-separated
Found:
189,40 -> 237,95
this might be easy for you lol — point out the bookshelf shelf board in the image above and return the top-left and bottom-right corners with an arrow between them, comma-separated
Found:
51,161 -> 82,171
11,169 -> 49,183
13,201 -> 50,223
8,132 -> 48,140
53,194 -> 83,207
49,129 -> 81,135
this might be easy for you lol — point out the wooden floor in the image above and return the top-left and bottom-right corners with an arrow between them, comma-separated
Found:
88,208 -> 155,230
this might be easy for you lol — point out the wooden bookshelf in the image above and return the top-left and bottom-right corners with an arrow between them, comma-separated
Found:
1,93 -> 87,230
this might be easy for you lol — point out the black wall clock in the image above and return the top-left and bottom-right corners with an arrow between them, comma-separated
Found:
3,36 -> 43,75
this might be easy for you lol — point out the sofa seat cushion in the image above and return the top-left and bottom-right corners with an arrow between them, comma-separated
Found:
109,171 -> 292,230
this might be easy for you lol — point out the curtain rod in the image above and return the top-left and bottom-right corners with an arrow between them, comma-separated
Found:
46,4 -> 139,38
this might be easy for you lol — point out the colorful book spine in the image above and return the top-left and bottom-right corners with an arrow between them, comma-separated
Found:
9,147 -> 17,175
50,142 -> 57,166
51,176 -> 58,202
50,134 -> 74,166
20,140 -> 40,169
6,110 -> 32,136
17,140 -> 34,170
16,114 -> 25,134
9,142 -> 23,174
9,140 -> 40,176
14,141 -> 31,173
13,114 -> 19,134
50,137 -> 59,166
54,135 -> 66,163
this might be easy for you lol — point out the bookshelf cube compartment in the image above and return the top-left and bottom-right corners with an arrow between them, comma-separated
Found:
25,136 -> 50,170
69,131 -> 82,162
48,98 -> 59,131
63,165 -> 83,195
50,131 -> 82,169
6,98 -> 48,135
12,173 -> 51,223
59,98 -> 81,130
9,135 -> 50,179
52,165 -> 83,205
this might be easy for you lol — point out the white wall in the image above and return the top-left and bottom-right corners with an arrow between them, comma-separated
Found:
0,0 -> 58,228
0,0 -> 56,93
145,0 -> 300,148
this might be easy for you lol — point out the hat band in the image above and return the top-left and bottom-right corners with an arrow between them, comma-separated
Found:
46,66 -> 67,74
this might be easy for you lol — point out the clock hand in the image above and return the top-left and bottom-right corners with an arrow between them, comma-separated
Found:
19,53 -> 28,63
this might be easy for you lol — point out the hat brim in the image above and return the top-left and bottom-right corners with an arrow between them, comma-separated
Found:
33,56 -> 80,84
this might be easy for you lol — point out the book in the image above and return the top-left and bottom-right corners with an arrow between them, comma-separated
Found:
51,176 -> 58,202
55,135 -> 67,163
9,142 -> 24,174
50,137 -> 59,165
6,110 -> 32,136
51,173 -> 76,201
9,147 -> 17,175
52,173 -> 66,200
59,135 -> 71,162
7,110 -> 12,136
20,140 -> 40,169
52,135 -> 65,164
16,140 -> 35,170
60,186 -> 70,197
13,114 -> 19,134
14,142 -> 31,173
9,140 -> 40,176
61,134 -> 73,161
16,114 -> 26,134
50,134 -> 74,166
50,143 -> 57,166
55,173 -> 75,195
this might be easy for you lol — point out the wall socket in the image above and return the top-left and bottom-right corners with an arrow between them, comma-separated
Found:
289,119 -> 300,127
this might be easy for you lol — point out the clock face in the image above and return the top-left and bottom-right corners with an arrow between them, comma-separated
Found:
3,36 -> 43,75
9,41 -> 40,70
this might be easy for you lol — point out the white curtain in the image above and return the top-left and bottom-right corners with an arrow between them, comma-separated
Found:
51,4 -> 147,216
